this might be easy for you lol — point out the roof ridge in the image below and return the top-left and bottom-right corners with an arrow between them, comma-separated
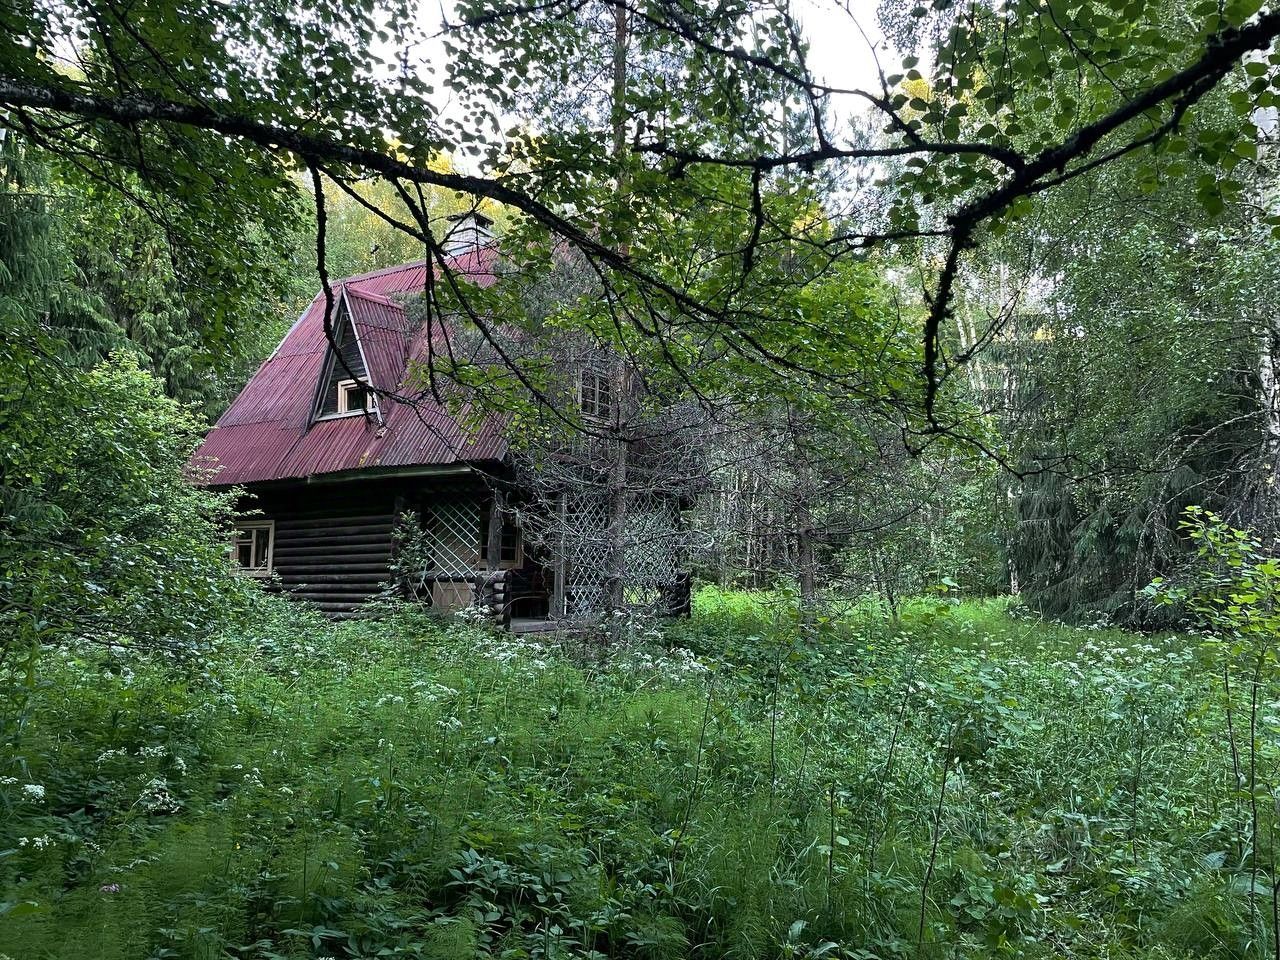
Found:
339,258 -> 428,286
193,251 -> 507,486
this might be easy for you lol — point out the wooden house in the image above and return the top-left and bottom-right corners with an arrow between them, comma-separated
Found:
194,224 -> 691,625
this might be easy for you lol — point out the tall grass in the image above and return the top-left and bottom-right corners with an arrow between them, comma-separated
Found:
0,591 -> 1263,959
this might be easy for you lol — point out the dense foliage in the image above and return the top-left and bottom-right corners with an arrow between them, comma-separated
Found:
0,351 -> 241,658
4,0 -> 1279,623
2,0 -> 1280,955
976,126 -> 1280,623
0,138 -> 306,416
0,139 -> 269,671
3,0 -> 1279,435
3,591 -> 1273,959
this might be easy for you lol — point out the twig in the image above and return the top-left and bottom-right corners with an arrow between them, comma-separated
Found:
917,721 -> 960,959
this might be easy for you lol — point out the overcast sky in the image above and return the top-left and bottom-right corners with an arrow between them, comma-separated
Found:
408,0 -> 895,136
794,0 -> 892,97
359,0 -> 902,182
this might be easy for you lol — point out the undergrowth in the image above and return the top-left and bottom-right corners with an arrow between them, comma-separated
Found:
0,589 -> 1263,959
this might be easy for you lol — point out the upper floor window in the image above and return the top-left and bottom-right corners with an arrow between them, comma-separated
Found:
579,368 -> 613,420
336,378 -> 372,414
231,520 -> 274,577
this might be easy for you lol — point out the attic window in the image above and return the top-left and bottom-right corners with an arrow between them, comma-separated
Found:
579,368 -> 613,420
336,379 -> 372,414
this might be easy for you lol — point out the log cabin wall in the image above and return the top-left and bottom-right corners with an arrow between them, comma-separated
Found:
243,480 -> 405,616
238,474 -> 533,618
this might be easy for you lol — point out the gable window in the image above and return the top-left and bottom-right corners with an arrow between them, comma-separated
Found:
336,378 -> 371,414
579,368 -> 613,420
231,520 -> 274,577
311,299 -> 379,423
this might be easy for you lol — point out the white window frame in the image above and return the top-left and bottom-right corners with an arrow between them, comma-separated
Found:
578,367 -> 613,421
335,378 -> 375,416
231,519 -> 275,577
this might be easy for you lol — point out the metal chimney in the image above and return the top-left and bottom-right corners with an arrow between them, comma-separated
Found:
442,211 -> 496,257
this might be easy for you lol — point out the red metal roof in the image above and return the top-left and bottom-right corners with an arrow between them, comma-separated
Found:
195,249 -> 508,486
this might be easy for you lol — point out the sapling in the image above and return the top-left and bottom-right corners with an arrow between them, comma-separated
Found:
1148,507 -> 1280,956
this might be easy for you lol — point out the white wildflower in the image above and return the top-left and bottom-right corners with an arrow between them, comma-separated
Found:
137,777 -> 181,814
21,784 -> 45,801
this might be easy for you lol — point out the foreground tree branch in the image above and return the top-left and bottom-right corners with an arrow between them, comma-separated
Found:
1,0 -> 1277,436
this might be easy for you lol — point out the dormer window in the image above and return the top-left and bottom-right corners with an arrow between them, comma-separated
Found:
579,368 -> 613,420
312,293 -> 380,423
336,378 -> 371,414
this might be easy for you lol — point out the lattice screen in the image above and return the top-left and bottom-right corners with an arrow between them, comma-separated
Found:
626,500 -> 682,584
427,500 -> 482,576
564,495 -> 610,615
560,494 -> 683,617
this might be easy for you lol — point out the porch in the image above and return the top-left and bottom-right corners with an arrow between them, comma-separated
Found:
509,616 -> 574,635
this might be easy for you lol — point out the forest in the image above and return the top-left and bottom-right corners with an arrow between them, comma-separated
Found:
2,0 -> 1280,956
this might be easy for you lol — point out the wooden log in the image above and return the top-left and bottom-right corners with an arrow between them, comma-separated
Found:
288,589 -> 384,603
273,560 -> 387,573
273,531 -> 393,548
273,544 -> 393,559
275,519 -> 394,535
276,542 -> 391,555
275,573 -> 388,586
274,510 -> 395,524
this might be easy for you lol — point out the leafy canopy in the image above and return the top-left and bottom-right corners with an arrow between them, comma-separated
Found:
1,0 -> 1277,432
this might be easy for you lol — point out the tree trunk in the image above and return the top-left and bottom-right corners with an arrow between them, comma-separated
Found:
486,490 -> 504,575
1260,315 -> 1280,540
603,3 -> 631,622
485,490 -> 504,617
552,490 -> 567,618
605,361 -> 630,615
611,3 -> 629,167
797,524 -> 816,604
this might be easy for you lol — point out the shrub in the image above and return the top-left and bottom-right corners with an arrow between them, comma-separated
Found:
0,350 -> 243,661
